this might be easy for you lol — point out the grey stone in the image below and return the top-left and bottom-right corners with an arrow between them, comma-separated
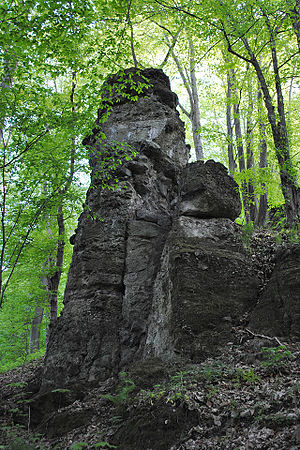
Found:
249,244 -> 300,339
145,217 -> 259,362
179,160 -> 241,220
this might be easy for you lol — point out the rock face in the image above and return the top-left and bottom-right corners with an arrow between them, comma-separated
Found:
41,68 -> 258,391
145,217 -> 258,361
249,244 -> 300,340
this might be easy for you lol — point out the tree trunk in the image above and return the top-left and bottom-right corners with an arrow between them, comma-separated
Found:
29,306 -> 44,353
48,205 -> 65,328
256,142 -> 268,227
242,36 -> 299,224
189,40 -> 204,160
29,205 -> 65,351
231,69 -> 250,223
246,86 -> 257,223
226,70 -> 236,176
255,88 -> 268,228
168,38 -> 204,160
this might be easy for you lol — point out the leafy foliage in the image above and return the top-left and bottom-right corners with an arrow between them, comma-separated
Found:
261,345 -> 295,371
102,372 -> 136,405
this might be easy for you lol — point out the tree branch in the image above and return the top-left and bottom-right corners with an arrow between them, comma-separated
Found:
221,22 -> 252,64
152,0 -> 205,23
126,1 -> 139,69
178,102 -> 191,118
278,50 -> 300,70
165,36 -> 193,101
152,20 -> 175,37
158,27 -> 182,69
0,130 -> 49,169
0,185 -> 63,308
244,328 -> 284,346
59,71 -> 77,196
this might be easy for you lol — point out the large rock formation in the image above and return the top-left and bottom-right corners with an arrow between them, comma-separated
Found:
41,68 -> 259,391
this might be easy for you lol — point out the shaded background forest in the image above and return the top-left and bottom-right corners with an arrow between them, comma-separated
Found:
0,0 -> 299,370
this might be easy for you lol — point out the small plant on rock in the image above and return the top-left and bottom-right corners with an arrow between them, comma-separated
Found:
102,372 -> 135,405
139,384 -> 166,405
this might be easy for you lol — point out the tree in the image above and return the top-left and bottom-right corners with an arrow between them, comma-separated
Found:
225,65 -> 237,176
1,0 -> 300,368
256,87 -> 268,227
216,0 -> 300,223
1,0 -> 147,360
165,34 -> 204,160
0,0 -> 134,307
0,207 -> 76,365
149,0 -> 300,223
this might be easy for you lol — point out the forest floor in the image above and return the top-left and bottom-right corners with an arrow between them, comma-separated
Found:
0,335 -> 300,449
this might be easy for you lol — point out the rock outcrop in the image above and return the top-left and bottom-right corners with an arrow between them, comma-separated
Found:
41,68 -> 259,391
145,217 -> 258,362
249,244 -> 300,340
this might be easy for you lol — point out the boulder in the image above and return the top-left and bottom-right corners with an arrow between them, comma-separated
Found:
179,160 -> 241,220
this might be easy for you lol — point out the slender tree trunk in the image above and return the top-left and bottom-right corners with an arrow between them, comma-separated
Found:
29,205 -> 65,351
246,85 -> 257,223
189,40 -> 203,160
29,303 -> 45,353
127,5 -> 138,69
226,70 -> 236,176
29,307 -> 44,353
234,101 -> 250,223
256,88 -> 268,227
231,69 -> 250,223
48,205 -> 65,327
256,144 -> 268,228
168,38 -> 203,160
286,64 -> 296,136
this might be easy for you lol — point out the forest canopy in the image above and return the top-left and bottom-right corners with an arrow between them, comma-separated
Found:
0,0 -> 299,369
